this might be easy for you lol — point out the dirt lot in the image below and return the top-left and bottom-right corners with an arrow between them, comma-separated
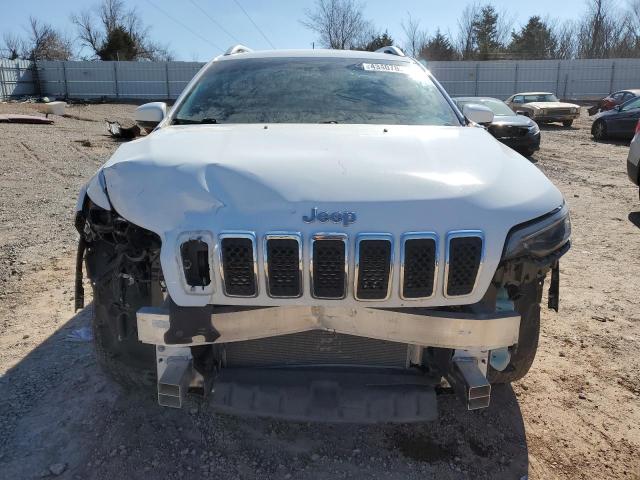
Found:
0,102 -> 638,480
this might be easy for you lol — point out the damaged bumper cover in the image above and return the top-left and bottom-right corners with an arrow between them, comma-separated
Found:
137,304 -> 521,351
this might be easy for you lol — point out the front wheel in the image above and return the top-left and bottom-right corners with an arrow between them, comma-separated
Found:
519,148 -> 536,157
592,120 -> 607,140
562,120 -> 573,127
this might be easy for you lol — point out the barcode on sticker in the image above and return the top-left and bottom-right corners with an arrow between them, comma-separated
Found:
362,63 -> 406,73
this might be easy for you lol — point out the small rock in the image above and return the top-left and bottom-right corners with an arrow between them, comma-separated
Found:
578,393 -> 587,400
559,351 -> 566,357
49,463 -> 67,476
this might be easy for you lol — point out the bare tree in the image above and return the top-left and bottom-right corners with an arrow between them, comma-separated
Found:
1,33 -> 23,60
301,0 -> 371,49
71,0 -> 172,60
456,2 -> 480,59
23,16 -> 73,61
551,20 -> 578,59
401,13 -> 427,57
576,0 -> 626,58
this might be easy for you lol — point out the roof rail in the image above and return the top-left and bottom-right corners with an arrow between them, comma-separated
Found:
224,44 -> 254,56
375,46 -> 405,57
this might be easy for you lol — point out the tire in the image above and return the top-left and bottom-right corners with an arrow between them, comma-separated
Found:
519,148 -> 535,157
562,120 -> 573,127
592,120 -> 607,140
88,239 -> 159,391
487,280 -> 542,384
92,291 -> 157,390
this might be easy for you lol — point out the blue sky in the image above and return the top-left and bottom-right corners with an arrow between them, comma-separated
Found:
1,0 -> 584,60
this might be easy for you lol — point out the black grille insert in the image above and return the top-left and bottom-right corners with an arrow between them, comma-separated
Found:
446,236 -> 482,296
402,238 -> 436,298
356,239 -> 392,300
312,239 -> 346,299
220,237 -> 256,296
266,237 -> 301,297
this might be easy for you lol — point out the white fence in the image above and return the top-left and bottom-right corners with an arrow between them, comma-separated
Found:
428,58 -> 640,100
2,58 -> 640,101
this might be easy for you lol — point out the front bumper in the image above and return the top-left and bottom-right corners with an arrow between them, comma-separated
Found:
137,304 -> 521,351
497,132 -> 541,152
534,113 -> 579,122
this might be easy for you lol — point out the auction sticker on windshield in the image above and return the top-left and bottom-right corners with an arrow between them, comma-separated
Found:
362,63 -> 408,73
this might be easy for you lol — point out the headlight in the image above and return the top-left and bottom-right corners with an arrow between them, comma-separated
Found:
528,123 -> 540,135
503,203 -> 571,260
572,107 -> 579,114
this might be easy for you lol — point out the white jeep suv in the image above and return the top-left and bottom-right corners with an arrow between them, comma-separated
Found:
75,46 -> 571,422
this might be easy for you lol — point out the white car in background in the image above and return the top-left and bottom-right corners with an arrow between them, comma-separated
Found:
74,46 -> 571,421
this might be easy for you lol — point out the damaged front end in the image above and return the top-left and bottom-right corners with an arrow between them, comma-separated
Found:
74,186 -> 570,422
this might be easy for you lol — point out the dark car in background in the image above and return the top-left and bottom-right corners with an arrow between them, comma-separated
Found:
455,97 -> 541,156
591,95 -> 640,141
588,89 -> 640,115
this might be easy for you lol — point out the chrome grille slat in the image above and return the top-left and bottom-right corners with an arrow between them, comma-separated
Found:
354,234 -> 393,301
219,232 -> 258,297
264,233 -> 302,298
400,233 -> 438,300
444,231 -> 484,298
310,233 -> 348,299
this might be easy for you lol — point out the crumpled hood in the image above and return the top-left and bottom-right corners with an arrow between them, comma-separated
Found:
92,123 -> 564,307
100,124 -> 562,232
523,102 -> 579,110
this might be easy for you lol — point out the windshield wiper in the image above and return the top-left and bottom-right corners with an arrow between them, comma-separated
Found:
173,118 -> 218,125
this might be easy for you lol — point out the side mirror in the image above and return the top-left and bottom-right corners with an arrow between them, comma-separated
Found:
135,102 -> 167,132
463,103 -> 494,125
516,110 -> 530,117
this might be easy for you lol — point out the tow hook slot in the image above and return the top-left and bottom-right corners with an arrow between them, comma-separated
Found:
448,356 -> 491,410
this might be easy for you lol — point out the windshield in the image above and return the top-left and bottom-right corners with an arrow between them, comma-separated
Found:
456,98 -> 514,116
521,94 -> 559,103
172,57 -> 460,126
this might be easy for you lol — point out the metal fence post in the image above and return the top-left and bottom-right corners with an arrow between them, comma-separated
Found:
609,62 -> 615,94
113,62 -> 119,99
62,62 -> 69,99
514,63 -> 519,93
474,63 -> 479,96
0,64 -> 6,100
165,62 -> 170,99
555,61 -> 561,94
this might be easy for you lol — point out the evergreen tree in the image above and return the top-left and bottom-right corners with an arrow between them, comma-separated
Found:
472,5 -> 503,60
509,16 -> 557,59
419,30 -> 457,60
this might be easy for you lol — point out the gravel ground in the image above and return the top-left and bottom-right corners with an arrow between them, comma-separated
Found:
0,102 -> 638,480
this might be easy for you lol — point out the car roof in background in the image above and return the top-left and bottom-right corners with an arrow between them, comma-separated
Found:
214,49 -> 415,63
454,97 -> 503,102
512,92 -> 554,96
621,89 -> 640,95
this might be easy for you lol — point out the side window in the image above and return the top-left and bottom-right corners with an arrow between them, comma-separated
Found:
611,92 -> 624,101
622,93 -> 634,102
512,96 -> 524,104
621,98 -> 640,111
